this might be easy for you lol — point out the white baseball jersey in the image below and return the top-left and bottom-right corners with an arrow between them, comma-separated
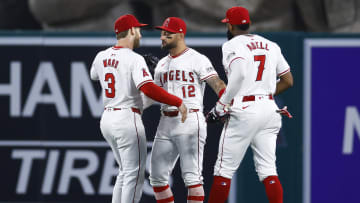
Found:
154,48 -> 218,111
213,34 -> 290,182
222,34 -> 290,102
90,46 -> 153,110
90,46 -> 152,203
150,48 -> 217,188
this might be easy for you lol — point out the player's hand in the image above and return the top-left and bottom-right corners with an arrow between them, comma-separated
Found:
178,103 -> 188,123
205,101 -> 230,123
215,101 -> 230,116
276,106 -> 293,118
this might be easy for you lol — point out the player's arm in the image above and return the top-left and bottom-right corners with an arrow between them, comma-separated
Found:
90,67 -> 99,80
133,55 -> 187,122
197,55 -> 227,97
141,67 -> 162,109
274,45 -> 293,96
139,83 -> 187,122
274,71 -> 293,96
205,76 -> 227,97
218,58 -> 245,105
90,54 -> 100,81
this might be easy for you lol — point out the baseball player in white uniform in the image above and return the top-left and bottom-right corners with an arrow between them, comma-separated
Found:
90,14 -> 187,203
207,7 -> 294,203
147,17 -> 226,203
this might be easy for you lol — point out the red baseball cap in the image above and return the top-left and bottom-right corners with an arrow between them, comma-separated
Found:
114,14 -> 148,34
155,17 -> 187,35
221,7 -> 251,25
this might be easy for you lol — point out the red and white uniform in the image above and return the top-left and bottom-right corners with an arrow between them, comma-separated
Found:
214,34 -> 290,181
149,48 -> 218,187
90,46 -> 153,203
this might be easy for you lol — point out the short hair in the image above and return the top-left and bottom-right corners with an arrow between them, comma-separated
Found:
116,29 -> 129,40
233,23 -> 250,31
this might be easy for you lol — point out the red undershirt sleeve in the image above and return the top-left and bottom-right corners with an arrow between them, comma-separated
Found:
139,82 -> 182,107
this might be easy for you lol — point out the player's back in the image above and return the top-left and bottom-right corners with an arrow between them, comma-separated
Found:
222,34 -> 289,97
91,46 -> 149,109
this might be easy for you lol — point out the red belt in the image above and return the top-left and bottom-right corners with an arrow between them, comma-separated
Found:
104,107 -> 141,115
162,109 -> 199,117
242,95 -> 273,102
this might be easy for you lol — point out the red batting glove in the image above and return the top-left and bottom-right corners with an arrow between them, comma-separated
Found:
276,106 -> 293,118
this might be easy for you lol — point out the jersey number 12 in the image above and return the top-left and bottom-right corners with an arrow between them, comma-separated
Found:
182,85 -> 195,98
254,55 -> 266,81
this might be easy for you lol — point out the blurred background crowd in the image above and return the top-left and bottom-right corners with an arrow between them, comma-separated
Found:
1,0 -> 359,33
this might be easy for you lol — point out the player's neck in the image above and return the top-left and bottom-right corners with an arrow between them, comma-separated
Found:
115,38 -> 133,49
169,43 -> 187,57
233,30 -> 249,37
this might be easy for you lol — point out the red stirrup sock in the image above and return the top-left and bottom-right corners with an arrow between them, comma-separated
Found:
187,184 -> 204,203
208,176 -> 231,203
153,185 -> 174,203
263,176 -> 283,203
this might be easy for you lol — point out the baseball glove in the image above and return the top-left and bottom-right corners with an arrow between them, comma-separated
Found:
205,107 -> 230,124
142,53 -> 159,77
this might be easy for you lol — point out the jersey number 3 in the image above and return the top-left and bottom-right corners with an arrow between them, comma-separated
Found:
105,73 -> 115,98
254,55 -> 266,81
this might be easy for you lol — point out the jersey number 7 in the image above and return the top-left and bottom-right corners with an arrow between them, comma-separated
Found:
254,55 -> 266,81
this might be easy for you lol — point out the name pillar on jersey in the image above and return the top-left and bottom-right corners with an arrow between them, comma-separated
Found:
103,59 -> 119,69
247,41 -> 269,51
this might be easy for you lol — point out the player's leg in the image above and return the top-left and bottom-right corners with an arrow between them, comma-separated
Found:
101,131 -> 124,203
175,112 -> 206,202
150,118 -> 179,203
150,138 -> 178,203
111,111 -> 147,203
187,184 -> 204,203
251,106 -> 283,203
100,111 -> 124,203
208,113 -> 255,203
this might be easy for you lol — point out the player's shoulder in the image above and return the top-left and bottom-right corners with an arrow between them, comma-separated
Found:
187,48 -> 210,61
94,48 -> 108,58
221,39 -> 232,50
157,55 -> 169,64
254,35 -> 281,49
112,48 -> 143,59
155,55 -> 170,70
222,36 -> 247,53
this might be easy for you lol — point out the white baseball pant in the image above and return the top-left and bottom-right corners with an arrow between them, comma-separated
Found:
214,97 -> 282,181
150,111 -> 207,187
100,108 -> 147,203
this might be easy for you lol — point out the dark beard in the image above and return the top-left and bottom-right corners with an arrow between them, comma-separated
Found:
133,38 -> 140,49
227,30 -> 234,40
161,41 -> 176,50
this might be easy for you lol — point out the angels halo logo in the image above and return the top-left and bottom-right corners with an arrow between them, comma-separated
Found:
164,18 -> 170,27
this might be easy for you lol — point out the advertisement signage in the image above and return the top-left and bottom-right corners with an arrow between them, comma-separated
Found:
304,39 -> 360,203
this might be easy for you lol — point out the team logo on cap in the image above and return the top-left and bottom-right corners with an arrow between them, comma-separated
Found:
164,18 -> 170,27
